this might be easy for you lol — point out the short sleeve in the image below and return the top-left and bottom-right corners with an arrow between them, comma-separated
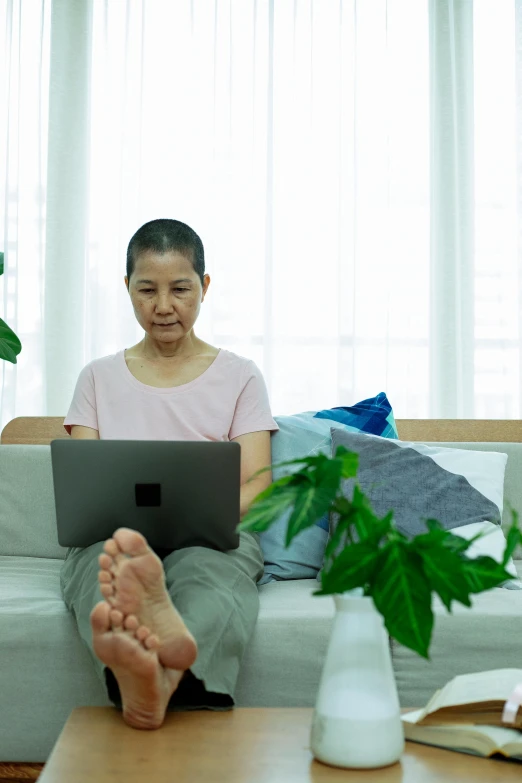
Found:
229,360 -> 279,440
63,363 -> 99,435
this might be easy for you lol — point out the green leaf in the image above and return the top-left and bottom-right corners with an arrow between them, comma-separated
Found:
351,486 -> 392,542
332,495 -> 357,517
245,453 -> 329,485
461,555 -> 515,593
371,510 -> 394,543
371,541 -> 434,659
238,485 -> 299,534
315,540 -> 380,595
412,537 -> 472,610
0,317 -> 22,364
324,491 -> 393,567
311,452 -> 343,489
331,445 -> 359,478
420,519 -> 483,555
0,251 -> 3,276
285,461 -> 341,546
247,472 -> 301,502
269,452 -> 334,474
441,533 -> 480,555
323,504 -> 358,561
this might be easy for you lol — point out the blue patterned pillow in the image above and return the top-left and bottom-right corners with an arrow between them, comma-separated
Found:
314,392 -> 398,438
257,393 -> 398,585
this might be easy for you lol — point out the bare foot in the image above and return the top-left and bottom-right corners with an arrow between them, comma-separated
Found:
97,528 -> 197,671
90,600 -> 184,730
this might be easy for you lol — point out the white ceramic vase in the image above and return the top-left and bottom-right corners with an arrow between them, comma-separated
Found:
310,590 -> 404,769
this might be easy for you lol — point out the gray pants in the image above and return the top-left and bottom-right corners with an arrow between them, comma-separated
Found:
60,531 -> 264,711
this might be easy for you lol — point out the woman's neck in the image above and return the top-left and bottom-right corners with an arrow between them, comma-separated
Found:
136,334 -> 208,361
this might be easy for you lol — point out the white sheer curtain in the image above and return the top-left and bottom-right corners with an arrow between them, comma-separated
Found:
0,0 -> 520,430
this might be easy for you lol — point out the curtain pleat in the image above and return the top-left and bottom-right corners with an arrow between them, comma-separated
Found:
516,0 -> 522,416
44,0 -> 92,415
1,0 -> 49,424
428,0 -> 475,417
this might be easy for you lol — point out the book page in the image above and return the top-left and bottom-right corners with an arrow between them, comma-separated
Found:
402,710 -> 522,756
401,709 -> 425,724
424,669 -> 522,714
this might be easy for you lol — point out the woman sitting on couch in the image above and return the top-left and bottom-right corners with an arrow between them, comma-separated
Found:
60,218 -> 278,730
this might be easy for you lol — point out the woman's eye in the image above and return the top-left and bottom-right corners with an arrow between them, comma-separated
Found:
139,288 -> 188,293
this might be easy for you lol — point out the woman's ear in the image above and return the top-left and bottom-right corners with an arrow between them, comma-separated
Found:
201,274 -> 211,301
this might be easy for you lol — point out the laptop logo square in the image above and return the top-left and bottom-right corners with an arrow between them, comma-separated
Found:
135,483 -> 161,507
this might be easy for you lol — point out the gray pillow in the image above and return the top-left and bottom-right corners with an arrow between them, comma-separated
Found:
324,429 -> 522,589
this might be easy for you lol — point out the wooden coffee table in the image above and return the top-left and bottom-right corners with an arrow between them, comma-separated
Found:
37,707 -> 522,782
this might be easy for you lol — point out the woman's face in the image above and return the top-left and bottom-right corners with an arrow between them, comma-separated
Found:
125,249 -> 210,345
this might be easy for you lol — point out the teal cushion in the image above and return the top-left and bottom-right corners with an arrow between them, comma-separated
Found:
258,394 -> 398,584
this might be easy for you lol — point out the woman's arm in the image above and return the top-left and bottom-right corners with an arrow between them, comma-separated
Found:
70,425 -> 100,439
230,430 -> 273,521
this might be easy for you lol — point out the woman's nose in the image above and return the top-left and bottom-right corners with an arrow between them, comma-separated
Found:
155,294 -> 174,310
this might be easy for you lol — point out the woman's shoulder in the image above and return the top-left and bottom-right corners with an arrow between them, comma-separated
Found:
217,347 -> 259,371
76,350 -> 123,378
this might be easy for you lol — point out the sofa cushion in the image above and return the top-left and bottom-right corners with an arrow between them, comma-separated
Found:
0,557 -> 335,760
259,394 -> 398,585
0,556 -> 520,761
0,445 -> 67,559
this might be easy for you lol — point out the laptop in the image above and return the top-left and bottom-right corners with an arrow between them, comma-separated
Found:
50,439 -> 241,551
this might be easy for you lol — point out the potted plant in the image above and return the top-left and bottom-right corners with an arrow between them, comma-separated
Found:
0,251 -> 22,363
238,445 -> 522,769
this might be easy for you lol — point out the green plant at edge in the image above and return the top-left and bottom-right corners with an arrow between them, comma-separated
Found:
238,445 -> 522,659
0,251 -> 22,363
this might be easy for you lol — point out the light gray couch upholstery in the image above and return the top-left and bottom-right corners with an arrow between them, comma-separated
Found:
0,442 -> 521,762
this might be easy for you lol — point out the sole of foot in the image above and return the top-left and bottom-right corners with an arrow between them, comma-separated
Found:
91,600 -> 184,730
97,528 -> 198,672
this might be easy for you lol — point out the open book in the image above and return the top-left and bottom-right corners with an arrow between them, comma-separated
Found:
401,669 -> 522,760
402,710 -> 522,759
411,669 -> 522,728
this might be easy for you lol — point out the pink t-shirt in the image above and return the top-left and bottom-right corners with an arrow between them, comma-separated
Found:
64,348 -> 279,442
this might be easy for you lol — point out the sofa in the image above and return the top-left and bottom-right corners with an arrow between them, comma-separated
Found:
1,416 -> 521,763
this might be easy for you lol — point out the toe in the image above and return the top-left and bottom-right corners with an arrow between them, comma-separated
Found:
124,615 -> 139,631
100,583 -> 114,598
134,626 -> 160,650
110,608 -> 124,626
99,553 -> 114,570
114,528 -> 150,557
103,538 -> 120,557
136,625 -> 151,642
144,634 -> 160,650
110,609 -> 124,629
90,601 -> 111,633
99,570 -> 112,584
